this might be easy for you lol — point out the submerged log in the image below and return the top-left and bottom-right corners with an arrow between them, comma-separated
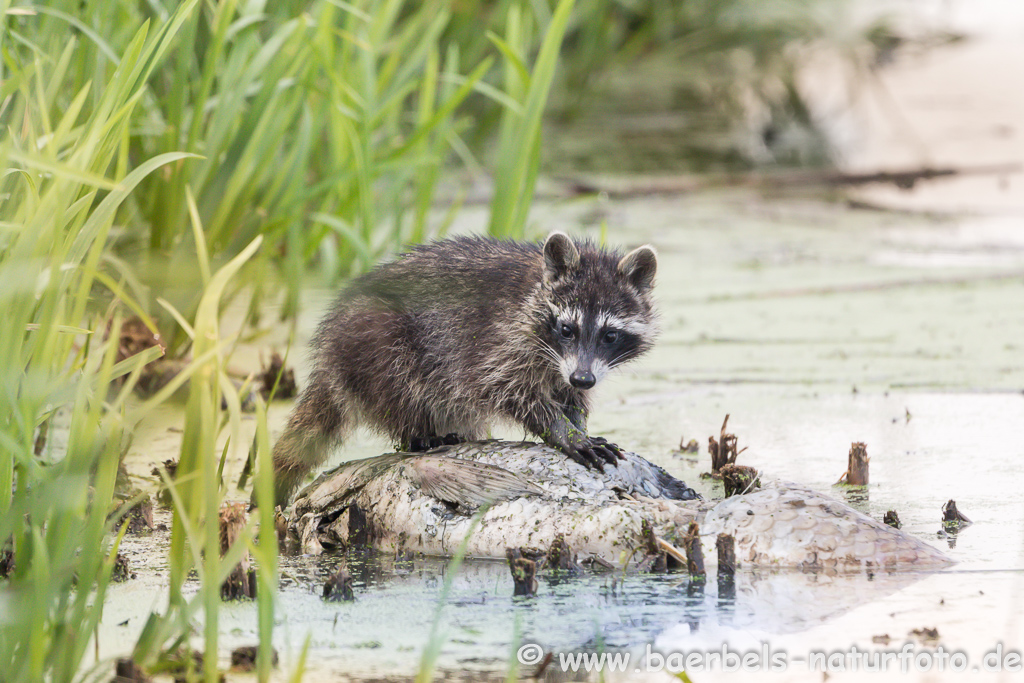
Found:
703,485 -> 952,569
287,440 -> 954,571
291,441 -> 700,567
557,162 -> 1022,198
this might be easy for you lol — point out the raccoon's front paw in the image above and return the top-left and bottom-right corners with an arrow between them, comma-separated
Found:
560,436 -> 623,473
542,414 -> 623,473
589,436 -> 626,461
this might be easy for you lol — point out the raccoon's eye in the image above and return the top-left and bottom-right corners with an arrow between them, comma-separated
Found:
559,322 -> 575,339
602,330 -> 619,344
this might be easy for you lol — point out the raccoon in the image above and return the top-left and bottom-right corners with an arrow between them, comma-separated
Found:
268,231 -> 658,506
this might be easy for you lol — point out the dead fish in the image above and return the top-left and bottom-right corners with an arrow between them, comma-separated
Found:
288,441 -> 953,571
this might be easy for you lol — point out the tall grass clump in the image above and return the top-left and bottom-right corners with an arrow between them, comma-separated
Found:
0,2 -> 200,680
121,0 -> 496,337
125,234 -> 277,683
1,0 -> 285,676
4,1 -> 507,353
487,0 -> 575,237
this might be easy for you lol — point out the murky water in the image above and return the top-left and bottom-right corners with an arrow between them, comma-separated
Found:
105,189 -> 1024,681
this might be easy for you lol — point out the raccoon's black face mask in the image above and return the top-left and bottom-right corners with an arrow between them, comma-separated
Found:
539,232 -> 658,390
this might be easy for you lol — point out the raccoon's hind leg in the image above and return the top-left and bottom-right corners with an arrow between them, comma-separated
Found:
266,377 -> 353,507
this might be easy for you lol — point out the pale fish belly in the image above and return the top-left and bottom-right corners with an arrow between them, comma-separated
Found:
288,441 -> 953,571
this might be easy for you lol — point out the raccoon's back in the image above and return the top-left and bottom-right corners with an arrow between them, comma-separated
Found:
308,237 -> 550,422
345,236 -> 544,314
310,237 -> 546,369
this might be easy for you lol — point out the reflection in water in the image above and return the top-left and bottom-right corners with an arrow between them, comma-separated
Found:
275,548 -> 940,677
839,485 -> 870,513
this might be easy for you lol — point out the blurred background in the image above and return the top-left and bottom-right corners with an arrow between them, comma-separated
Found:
5,0 -> 1021,344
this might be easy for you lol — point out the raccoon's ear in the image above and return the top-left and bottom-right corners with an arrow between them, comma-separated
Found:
543,231 -> 580,281
617,245 -> 657,290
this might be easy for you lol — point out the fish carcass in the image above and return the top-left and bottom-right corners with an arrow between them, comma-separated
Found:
288,440 -> 953,571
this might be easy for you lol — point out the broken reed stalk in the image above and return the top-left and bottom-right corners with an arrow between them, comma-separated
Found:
720,464 -> 760,497
323,566 -> 355,602
716,534 -> 736,577
219,502 -> 256,600
683,522 -> 705,582
113,657 -> 150,683
230,645 -> 279,673
657,537 -> 688,569
545,533 -> 579,572
638,520 -> 668,573
152,459 -> 178,507
506,548 -> 538,596
716,533 -> 736,600
0,545 -> 14,579
942,500 -> 971,532
33,418 -> 49,456
883,510 -> 902,529
837,442 -> 869,486
708,414 -> 747,474
257,351 -> 297,401
532,652 -> 554,679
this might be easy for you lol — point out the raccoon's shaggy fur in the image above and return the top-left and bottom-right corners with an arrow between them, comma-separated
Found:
269,232 -> 658,506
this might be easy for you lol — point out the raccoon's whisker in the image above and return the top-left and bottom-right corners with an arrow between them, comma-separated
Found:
607,355 -> 638,370
533,341 -> 562,368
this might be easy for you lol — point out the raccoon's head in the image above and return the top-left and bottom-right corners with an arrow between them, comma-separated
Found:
537,231 -> 658,390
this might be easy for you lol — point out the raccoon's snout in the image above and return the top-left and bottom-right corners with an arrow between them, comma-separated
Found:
569,369 -> 596,390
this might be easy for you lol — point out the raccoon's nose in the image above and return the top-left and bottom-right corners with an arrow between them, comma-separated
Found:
569,370 -> 596,390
